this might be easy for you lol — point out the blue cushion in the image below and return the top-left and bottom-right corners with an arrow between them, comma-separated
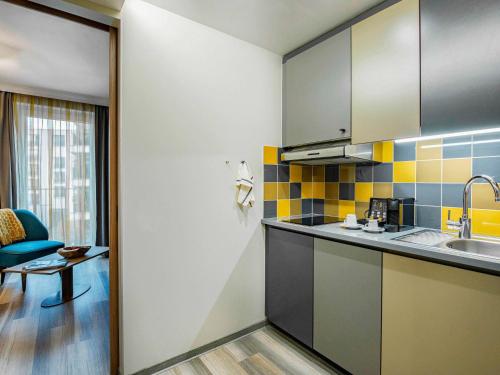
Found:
0,240 -> 64,267
13,209 -> 49,241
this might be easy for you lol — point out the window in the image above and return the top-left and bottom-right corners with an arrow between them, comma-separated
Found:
14,95 -> 96,245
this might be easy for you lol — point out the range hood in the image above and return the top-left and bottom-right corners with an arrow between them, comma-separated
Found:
281,143 -> 375,165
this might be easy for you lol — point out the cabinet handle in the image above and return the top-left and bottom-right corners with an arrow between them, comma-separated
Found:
339,128 -> 346,133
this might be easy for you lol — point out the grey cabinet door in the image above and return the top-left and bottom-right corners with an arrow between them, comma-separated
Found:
421,0 -> 500,135
266,227 -> 313,347
314,239 -> 382,375
283,29 -> 351,147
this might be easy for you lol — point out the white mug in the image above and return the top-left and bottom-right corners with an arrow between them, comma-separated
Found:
344,214 -> 357,227
366,219 -> 379,230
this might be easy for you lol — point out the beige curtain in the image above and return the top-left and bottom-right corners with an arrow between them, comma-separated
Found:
13,94 -> 96,245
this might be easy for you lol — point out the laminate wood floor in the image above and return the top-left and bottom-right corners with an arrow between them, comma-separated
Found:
159,326 -> 339,375
0,256 -> 109,375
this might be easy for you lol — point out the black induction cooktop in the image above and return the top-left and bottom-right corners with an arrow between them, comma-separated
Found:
280,215 -> 343,226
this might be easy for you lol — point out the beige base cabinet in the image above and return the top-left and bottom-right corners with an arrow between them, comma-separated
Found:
382,253 -> 500,375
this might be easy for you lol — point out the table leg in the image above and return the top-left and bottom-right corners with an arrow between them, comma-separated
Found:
21,273 -> 27,292
41,267 -> 91,308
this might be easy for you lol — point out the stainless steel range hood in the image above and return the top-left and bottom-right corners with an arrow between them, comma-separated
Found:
281,143 -> 375,165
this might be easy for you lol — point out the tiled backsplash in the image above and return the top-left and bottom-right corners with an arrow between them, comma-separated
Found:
263,133 -> 500,237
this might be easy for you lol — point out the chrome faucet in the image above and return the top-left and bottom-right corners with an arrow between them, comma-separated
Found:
447,175 -> 500,238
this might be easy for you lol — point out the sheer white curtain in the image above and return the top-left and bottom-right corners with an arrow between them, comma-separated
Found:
13,95 -> 96,245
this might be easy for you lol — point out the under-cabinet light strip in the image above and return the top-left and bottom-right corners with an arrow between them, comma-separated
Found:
394,127 -> 500,143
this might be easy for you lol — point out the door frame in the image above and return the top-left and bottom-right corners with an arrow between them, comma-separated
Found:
2,1 -> 121,373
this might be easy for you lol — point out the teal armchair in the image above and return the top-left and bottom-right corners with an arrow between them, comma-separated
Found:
0,209 -> 64,285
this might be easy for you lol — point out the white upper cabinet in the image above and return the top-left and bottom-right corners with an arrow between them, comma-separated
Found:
351,0 -> 420,144
283,29 -> 351,147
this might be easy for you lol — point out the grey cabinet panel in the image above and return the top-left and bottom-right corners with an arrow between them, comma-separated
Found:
314,239 -> 382,375
266,227 -> 313,347
421,0 -> 500,135
283,29 -> 351,147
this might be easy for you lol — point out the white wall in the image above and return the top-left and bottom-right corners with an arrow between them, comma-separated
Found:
120,1 -> 282,373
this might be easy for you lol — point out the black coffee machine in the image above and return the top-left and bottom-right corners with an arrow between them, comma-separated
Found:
364,197 -> 415,232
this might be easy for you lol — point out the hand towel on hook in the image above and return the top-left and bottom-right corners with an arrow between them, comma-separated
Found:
236,161 -> 255,207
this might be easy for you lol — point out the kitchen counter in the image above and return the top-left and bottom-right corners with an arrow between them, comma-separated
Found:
262,218 -> 500,276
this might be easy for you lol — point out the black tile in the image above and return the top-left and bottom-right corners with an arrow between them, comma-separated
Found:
356,164 -> 373,182
290,183 -> 301,199
264,165 -> 277,182
373,163 -> 393,183
416,183 -> 441,206
263,201 -> 277,218
416,205 -> 441,230
313,199 -> 324,215
302,199 -> 313,215
278,165 -> 290,182
325,165 -> 339,182
339,183 -> 355,200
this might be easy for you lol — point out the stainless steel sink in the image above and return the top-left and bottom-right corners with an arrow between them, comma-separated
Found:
445,239 -> 500,258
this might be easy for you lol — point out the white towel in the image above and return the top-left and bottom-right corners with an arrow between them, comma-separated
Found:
236,161 -> 255,207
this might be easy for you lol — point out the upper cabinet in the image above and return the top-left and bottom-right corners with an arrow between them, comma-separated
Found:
351,0 -> 420,144
283,29 -> 351,147
421,0 -> 500,136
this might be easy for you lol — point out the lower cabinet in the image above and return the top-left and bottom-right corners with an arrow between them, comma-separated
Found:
314,238 -> 382,375
382,253 -> 500,375
265,227 -> 313,347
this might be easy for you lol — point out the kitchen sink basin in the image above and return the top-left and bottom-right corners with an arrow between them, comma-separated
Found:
445,239 -> 500,259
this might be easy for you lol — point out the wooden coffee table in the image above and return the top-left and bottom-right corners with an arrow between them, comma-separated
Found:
2,246 -> 109,308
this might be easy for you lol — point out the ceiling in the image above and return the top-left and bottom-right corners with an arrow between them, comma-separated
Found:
141,0 -> 385,54
0,1 -> 109,105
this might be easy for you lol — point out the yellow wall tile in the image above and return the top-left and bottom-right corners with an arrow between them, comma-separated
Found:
313,182 -> 325,199
289,165 -> 302,182
290,199 -> 301,216
373,182 -> 393,198
313,166 -> 325,182
277,200 -> 290,219
373,142 -> 383,163
416,139 -> 442,160
471,209 -> 500,237
443,158 -> 471,183
340,164 -> 356,182
472,184 -> 500,210
394,161 -> 416,183
382,141 -> 394,163
302,166 -> 313,182
263,145 -> 278,165
339,200 -> 356,218
325,182 -> 339,200
277,182 -> 290,199
441,207 -> 462,234
264,182 -> 277,201
325,199 -> 339,217
302,182 -> 313,199
355,182 -> 373,202
356,201 -> 370,219
416,160 -> 441,183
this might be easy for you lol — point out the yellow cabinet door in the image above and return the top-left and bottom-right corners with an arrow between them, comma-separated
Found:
352,0 -> 420,144
382,253 -> 500,375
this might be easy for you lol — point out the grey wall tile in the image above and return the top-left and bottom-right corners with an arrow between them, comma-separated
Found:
325,165 -> 339,182
264,201 -> 277,218
472,133 -> 500,157
313,199 -> 324,215
416,183 -> 441,206
339,183 -> 355,200
373,163 -> 393,182
290,183 -> 301,199
302,199 -> 313,215
443,136 -> 472,159
264,165 -> 277,182
416,205 -> 441,230
442,183 -> 467,207
472,157 -> 500,180
278,165 -> 290,182
393,183 -> 415,199
356,164 -> 373,182
394,142 -> 416,161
